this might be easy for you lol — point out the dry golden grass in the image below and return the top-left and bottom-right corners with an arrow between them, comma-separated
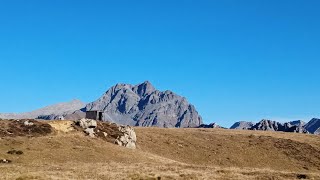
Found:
0,120 -> 319,179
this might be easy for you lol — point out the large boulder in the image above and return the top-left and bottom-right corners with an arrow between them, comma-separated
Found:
77,118 -> 97,129
115,126 -> 137,149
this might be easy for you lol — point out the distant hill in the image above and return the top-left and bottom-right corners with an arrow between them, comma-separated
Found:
0,99 -> 85,120
230,121 -> 254,130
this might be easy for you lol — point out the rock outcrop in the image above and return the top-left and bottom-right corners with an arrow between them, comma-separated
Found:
84,81 -> 203,128
76,118 -> 98,137
115,126 -> 137,149
230,121 -> 254,130
74,119 -> 137,149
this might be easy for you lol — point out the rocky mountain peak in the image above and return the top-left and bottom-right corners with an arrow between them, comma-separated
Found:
85,81 -> 203,128
133,81 -> 156,97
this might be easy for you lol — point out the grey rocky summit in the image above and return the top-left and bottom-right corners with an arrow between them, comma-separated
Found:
250,119 -> 285,131
84,81 -> 203,128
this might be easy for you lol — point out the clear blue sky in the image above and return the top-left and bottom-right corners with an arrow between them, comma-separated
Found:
0,0 -> 319,127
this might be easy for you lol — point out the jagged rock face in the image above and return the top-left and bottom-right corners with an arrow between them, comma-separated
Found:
85,81 -> 203,128
250,119 -> 309,134
230,121 -> 254,130
304,118 -> 320,135
250,119 -> 286,131
283,122 -> 308,133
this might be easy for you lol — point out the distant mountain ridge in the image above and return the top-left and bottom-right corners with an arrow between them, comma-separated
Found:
230,119 -> 310,134
1,81 -> 320,133
0,99 -> 85,120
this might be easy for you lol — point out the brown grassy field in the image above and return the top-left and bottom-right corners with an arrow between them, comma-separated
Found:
0,120 -> 320,180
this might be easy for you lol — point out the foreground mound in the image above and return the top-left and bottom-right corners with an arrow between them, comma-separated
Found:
0,119 -> 137,149
0,120 -> 320,179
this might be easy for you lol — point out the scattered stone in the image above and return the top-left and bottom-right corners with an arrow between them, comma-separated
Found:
297,174 -> 308,179
23,120 -> 34,126
84,128 -> 95,138
7,150 -> 24,155
103,132 -> 108,137
0,159 -> 12,163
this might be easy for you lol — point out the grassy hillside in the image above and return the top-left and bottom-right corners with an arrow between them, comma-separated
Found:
0,120 -> 319,180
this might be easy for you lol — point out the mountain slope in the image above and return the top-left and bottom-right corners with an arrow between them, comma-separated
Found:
85,81 -> 203,128
304,118 -> 320,134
